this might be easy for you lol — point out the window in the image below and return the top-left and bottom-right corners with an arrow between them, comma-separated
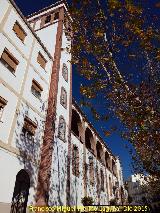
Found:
37,52 -> 47,69
22,116 -> 37,136
54,12 -> 59,20
0,48 -> 19,73
13,21 -> 27,42
45,15 -> 51,24
60,87 -> 67,108
0,96 -> 7,121
58,116 -> 66,141
72,145 -> 79,177
62,63 -> 68,82
31,79 -> 43,100
100,170 -> 104,191
89,157 -> 94,185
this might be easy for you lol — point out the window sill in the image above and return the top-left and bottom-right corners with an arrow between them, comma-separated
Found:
0,61 -> 16,77
31,92 -> 42,102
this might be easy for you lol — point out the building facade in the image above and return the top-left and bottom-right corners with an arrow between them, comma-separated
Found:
0,0 -> 124,212
126,174 -> 148,204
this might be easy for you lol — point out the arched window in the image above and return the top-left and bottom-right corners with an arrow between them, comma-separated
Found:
105,151 -> 110,169
71,109 -> 81,137
60,87 -> 67,109
96,141 -> 103,161
58,116 -> 66,141
85,128 -> 93,151
62,63 -> 68,82
72,145 -> 79,177
10,169 -> 30,213
112,159 -> 116,176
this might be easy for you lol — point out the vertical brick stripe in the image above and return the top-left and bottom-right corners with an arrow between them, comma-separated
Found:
36,7 -> 64,208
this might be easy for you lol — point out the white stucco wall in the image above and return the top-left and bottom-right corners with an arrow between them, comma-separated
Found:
0,147 -> 39,206
0,0 -> 10,23
70,134 -> 84,206
36,22 -> 58,55
0,84 -> 17,143
3,8 -> 34,59
0,0 -> 53,208
49,24 -> 72,206
0,33 -> 27,94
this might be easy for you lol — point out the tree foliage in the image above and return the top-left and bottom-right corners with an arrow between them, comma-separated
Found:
68,0 -> 160,191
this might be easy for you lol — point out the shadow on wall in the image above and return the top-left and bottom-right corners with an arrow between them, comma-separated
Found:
14,102 -> 46,203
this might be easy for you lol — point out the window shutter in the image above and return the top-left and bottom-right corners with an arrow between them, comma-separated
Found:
23,117 -> 37,135
13,21 -> 27,42
0,96 -> 7,108
37,52 -> 47,69
32,79 -> 43,92
1,48 -> 19,72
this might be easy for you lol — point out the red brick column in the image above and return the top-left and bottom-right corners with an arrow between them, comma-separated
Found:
36,7 -> 64,209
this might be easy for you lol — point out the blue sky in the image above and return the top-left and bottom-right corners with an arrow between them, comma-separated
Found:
14,0 -> 159,180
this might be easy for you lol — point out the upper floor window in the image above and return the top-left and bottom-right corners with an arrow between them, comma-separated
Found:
54,12 -> 59,20
31,79 -> 43,100
45,15 -> 51,24
13,21 -> 27,42
60,87 -> 67,109
62,63 -> 68,82
58,116 -> 66,141
0,96 -> 7,121
22,116 -> 37,137
37,52 -> 47,69
72,145 -> 80,177
0,48 -> 19,74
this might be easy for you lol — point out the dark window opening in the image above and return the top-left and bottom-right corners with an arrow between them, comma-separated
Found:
71,109 -> 81,137
96,141 -> 102,161
45,15 -> 51,24
105,152 -> 110,168
54,12 -> 59,20
10,170 -> 30,213
85,128 -> 93,150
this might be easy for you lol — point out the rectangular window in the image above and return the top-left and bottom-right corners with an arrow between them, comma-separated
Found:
23,116 -> 37,136
37,52 -> 47,69
0,48 -> 19,73
54,12 -> 59,20
0,96 -> 7,121
31,79 -> 43,99
45,15 -> 51,24
13,21 -> 27,42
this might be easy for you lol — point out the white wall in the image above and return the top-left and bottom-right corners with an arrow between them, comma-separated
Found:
0,0 -> 10,23
3,8 -> 34,58
0,33 -> 27,94
0,147 -> 39,206
0,0 -> 53,208
36,22 -> 58,55
0,84 -> 17,143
